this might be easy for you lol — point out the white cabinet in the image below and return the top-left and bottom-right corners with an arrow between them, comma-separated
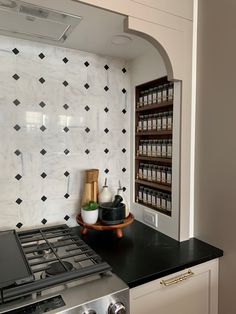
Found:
130,259 -> 219,314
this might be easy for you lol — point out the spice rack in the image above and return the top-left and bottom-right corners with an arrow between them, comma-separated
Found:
135,76 -> 173,217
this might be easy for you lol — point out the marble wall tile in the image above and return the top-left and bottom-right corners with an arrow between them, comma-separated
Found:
0,35 -> 130,230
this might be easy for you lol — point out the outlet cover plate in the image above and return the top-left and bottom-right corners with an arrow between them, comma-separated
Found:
143,208 -> 158,228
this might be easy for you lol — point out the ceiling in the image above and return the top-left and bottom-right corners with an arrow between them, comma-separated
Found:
0,0 -> 155,60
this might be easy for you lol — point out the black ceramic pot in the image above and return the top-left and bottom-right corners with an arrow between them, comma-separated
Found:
99,202 -> 126,225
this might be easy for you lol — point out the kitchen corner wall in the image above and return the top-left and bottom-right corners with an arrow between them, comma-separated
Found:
0,35 -> 130,230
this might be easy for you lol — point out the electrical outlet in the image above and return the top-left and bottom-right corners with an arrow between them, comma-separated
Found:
143,208 -> 158,228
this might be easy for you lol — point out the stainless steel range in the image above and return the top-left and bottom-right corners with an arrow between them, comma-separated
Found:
0,225 -> 129,314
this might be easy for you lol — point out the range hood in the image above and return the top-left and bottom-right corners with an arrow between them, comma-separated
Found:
0,0 -> 82,43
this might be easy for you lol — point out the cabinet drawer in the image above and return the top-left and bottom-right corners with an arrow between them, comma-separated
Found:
130,259 -> 219,314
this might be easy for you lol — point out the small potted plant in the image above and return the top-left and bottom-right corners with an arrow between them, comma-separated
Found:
81,201 -> 99,224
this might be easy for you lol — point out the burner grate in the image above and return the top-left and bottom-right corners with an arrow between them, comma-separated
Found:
0,225 -> 111,304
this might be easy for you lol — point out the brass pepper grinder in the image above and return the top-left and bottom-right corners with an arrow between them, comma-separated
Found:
81,169 -> 99,206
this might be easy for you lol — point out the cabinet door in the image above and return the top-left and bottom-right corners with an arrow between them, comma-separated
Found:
130,259 -> 219,314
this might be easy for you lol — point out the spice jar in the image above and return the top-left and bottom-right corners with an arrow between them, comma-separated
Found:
167,167 -> 172,184
156,192 -> 161,209
152,87 -> 157,104
162,84 -> 168,102
152,165 -> 157,182
157,113 -> 162,130
147,115 -> 152,130
167,194 -> 172,211
138,186 -> 143,202
157,85 -> 162,103
143,116 -> 147,131
167,111 -> 173,130
168,82 -> 174,101
148,88 -> 153,105
161,140 -> 167,158
147,165 -> 152,181
167,139 -> 172,158
143,90 -> 148,106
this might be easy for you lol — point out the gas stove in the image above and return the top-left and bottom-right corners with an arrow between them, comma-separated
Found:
0,225 -> 129,314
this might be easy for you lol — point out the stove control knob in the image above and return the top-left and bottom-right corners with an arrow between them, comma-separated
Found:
108,302 -> 126,314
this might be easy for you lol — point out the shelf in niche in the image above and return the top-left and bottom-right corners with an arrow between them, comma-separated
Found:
135,130 -> 172,136
135,179 -> 171,192
136,100 -> 173,112
135,156 -> 172,164
135,200 -> 171,217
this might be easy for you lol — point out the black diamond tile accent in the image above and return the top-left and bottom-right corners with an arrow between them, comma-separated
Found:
63,57 -> 69,64
14,124 -> 21,131
63,104 -> 69,110
40,125 -> 46,132
39,101 -> 46,108
122,168 -> 126,172
104,148 -> 109,154
122,109 -> 127,114
13,99 -> 20,106
41,172 -> 47,178
40,149 -> 47,155
64,193 -> 70,199
104,64 -> 109,70
64,215 -> 70,221
104,107 -> 109,113
84,61 -> 90,67
85,105 -> 90,111
16,198 -> 22,205
122,68 -> 127,73
16,222 -> 23,229
122,148 -> 126,153
122,129 -> 126,134
64,149 -> 70,155
64,171 -> 70,177
63,80 -> 68,87
41,218 -> 47,224
14,149 -> 21,156
104,86 -> 109,92
13,73 -> 20,80
38,53 -> 45,59
104,168 -> 109,174
123,187 -> 126,192
85,149 -> 90,154
85,127 -> 90,133
39,77 -> 45,84
122,88 -> 126,94
41,196 -> 47,202
84,83 -> 90,89
63,127 -> 69,133
15,174 -> 22,180
104,128 -> 109,133
12,48 -> 19,55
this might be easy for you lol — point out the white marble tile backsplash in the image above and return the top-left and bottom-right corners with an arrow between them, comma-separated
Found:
0,35 -> 130,230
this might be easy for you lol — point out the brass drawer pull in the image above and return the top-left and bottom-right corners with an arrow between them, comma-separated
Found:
160,270 -> 194,286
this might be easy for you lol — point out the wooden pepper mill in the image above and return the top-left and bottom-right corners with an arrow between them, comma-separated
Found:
81,169 -> 99,206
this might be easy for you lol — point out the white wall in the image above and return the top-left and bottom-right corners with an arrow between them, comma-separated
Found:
0,35 -> 130,230
24,0 -> 194,241
195,0 -> 236,313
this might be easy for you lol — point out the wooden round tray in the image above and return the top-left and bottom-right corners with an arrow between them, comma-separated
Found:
76,213 -> 134,238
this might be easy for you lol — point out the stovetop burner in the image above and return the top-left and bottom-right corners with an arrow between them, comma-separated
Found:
46,261 -> 74,277
33,242 -> 58,257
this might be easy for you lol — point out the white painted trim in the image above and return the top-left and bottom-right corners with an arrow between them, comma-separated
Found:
189,0 -> 198,238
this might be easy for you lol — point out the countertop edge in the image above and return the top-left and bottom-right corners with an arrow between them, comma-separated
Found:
127,251 -> 223,288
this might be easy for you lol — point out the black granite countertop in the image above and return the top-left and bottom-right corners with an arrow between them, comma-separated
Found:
73,220 -> 223,288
